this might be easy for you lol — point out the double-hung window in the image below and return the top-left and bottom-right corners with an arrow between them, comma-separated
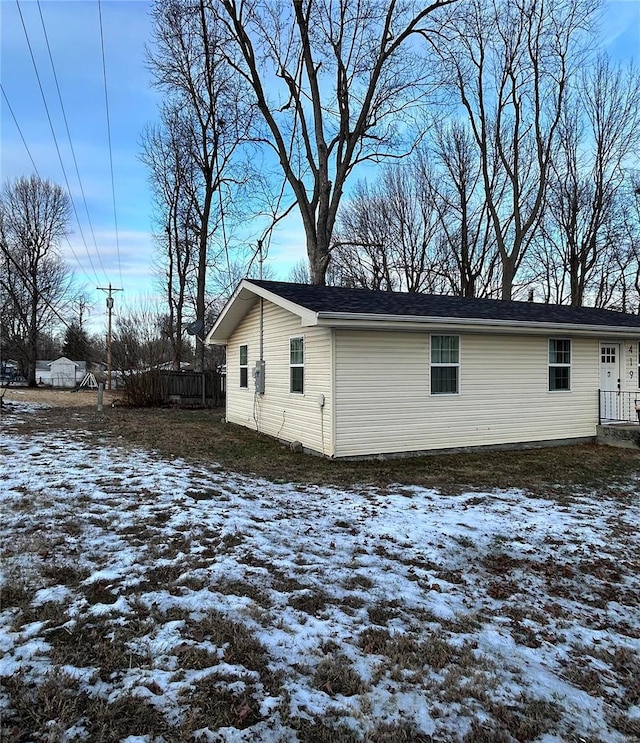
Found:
239,344 -> 248,388
290,337 -> 304,394
430,335 -> 459,394
548,339 -> 571,391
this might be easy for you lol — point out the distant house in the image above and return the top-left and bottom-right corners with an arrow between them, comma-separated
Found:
206,280 -> 640,458
36,357 -> 87,388
0,359 -> 20,385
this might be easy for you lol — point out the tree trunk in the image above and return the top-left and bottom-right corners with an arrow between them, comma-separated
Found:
307,235 -> 331,286
501,255 -> 517,301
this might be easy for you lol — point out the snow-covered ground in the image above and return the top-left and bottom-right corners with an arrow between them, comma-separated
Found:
1,401 -> 639,742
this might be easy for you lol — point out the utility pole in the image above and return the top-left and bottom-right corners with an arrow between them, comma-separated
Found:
97,283 -> 123,390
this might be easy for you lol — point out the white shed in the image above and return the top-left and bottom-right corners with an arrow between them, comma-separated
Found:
48,357 -> 86,388
206,280 -> 640,458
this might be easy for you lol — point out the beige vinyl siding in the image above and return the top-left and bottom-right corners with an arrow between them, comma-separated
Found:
334,330 -> 599,457
226,300 -> 333,455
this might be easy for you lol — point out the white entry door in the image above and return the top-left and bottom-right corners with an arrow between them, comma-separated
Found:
600,343 -> 620,420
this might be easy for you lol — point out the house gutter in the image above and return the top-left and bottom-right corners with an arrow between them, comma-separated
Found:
312,312 -> 640,337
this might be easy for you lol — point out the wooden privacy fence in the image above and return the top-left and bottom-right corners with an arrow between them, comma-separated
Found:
122,369 -> 225,408
164,370 -> 225,407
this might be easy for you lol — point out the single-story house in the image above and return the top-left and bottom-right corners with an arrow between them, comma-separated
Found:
206,279 -> 640,458
36,358 -> 87,388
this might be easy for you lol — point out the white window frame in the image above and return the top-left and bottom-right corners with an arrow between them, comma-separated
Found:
548,338 -> 571,392
430,335 -> 460,395
239,344 -> 248,389
289,336 -> 304,394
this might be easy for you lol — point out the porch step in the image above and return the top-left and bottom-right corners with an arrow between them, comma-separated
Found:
596,424 -> 640,450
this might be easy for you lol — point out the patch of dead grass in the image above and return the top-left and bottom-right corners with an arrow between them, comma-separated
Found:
366,721 -> 434,742
178,673 -> 263,732
183,608 -> 273,681
1,669 -> 87,741
47,617 -> 146,681
366,599 -> 403,626
1,668 -> 183,743
214,577 -> 273,608
285,715 -> 361,742
288,588 -> 330,616
359,626 -> 478,684
313,653 -> 366,697
608,711 -> 640,738
488,698 -> 563,741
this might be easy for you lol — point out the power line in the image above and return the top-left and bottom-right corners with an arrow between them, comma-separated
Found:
97,0 -> 124,290
0,84 -> 41,179
3,83 -> 102,323
36,0 -> 109,283
14,0 -> 104,289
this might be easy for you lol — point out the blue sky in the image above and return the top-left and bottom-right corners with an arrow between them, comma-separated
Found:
1,0 -> 639,335
1,0 -> 162,332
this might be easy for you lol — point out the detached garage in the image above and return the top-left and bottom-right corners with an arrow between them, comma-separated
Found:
206,280 -> 640,458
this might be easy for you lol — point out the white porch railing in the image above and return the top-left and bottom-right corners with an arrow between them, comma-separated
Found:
599,390 -> 640,424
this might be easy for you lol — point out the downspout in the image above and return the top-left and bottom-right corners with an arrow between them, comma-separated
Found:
259,239 -> 264,364
260,297 -> 264,363
255,241 -> 265,431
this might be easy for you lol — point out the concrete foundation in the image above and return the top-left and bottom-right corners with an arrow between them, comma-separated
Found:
596,424 -> 640,450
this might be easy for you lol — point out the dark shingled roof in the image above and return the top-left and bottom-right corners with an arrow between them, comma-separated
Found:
250,279 -> 640,329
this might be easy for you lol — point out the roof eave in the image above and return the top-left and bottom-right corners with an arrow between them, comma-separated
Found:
314,312 -> 640,336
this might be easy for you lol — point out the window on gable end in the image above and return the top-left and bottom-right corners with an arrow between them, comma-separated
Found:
290,336 -> 304,394
239,344 -> 248,388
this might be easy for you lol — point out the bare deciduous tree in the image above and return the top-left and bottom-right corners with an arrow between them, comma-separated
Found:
112,302 -> 170,373
543,55 -> 640,306
332,140 -> 501,297
439,0 -> 596,299
333,164 -> 445,293
612,178 -> 640,313
217,0 -> 456,285
147,0 -> 254,370
141,105 -> 199,370
0,176 -> 74,384
429,122 -> 500,297
332,179 -> 398,292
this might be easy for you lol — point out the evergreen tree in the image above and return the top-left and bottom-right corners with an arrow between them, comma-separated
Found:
62,322 -> 92,361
